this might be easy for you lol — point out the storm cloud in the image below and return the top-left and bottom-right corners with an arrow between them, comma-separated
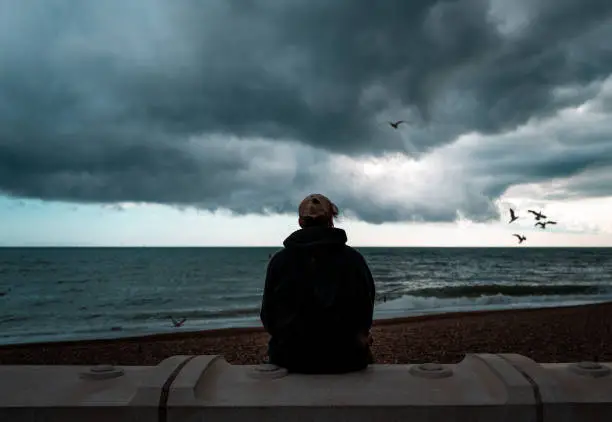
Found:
1,0 -> 612,223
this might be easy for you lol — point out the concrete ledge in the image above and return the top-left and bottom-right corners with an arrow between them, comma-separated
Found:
0,364 -> 154,421
0,354 -> 610,422
499,353 -> 612,421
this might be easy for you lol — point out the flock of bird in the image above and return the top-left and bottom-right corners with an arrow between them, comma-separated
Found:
387,119 -> 559,248
508,209 -> 558,245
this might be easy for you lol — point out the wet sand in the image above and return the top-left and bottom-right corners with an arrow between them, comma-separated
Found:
0,302 -> 611,365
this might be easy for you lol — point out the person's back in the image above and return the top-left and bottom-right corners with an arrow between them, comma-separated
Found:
260,194 -> 375,374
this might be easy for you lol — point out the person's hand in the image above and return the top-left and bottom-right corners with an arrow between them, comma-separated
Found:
359,331 -> 373,346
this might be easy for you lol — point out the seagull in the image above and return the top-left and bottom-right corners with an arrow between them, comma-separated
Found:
508,208 -> 519,223
170,316 -> 187,327
389,120 -> 405,129
536,221 -> 557,229
528,210 -> 547,220
513,234 -> 527,244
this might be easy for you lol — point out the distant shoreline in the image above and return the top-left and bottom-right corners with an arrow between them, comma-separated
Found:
2,246 -> 611,249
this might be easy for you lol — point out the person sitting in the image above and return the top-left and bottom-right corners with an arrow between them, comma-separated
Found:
260,193 -> 376,374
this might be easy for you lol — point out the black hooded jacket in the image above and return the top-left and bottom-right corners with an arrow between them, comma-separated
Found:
260,226 -> 375,373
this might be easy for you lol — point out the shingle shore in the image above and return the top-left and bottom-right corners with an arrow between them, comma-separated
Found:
0,302 -> 610,365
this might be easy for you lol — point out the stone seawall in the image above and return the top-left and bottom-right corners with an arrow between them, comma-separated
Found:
1,354 -> 611,421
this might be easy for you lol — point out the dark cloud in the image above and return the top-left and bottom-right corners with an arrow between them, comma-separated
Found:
458,97 -> 612,203
1,0 -> 612,223
538,165 -> 612,200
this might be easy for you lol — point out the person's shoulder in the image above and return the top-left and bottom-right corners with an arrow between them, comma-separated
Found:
268,248 -> 288,266
343,245 -> 368,264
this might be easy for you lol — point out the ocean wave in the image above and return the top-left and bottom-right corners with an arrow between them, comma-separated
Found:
375,287 -> 612,314
120,296 -> 175,307
118,306 -> 262,322
56,279 -> 90,285
402,284 -> 608,298
30,297 -> 66,307
0,315 -> 31,324
374,294 -> 611,320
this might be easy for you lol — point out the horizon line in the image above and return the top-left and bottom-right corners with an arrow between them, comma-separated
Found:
1,245 -> 611,248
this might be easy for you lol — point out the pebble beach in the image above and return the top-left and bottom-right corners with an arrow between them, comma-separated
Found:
0,302 -> 610,366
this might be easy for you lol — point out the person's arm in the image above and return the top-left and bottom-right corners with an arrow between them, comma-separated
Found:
363,258 -> 375,308
364,261 -> 376,345
357,257 -> 375,346
361,257 -> 376,330
260,254 -> 278,334
350,251 -> 375,335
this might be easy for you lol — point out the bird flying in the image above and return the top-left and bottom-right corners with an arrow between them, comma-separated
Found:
509,208 -> 519,223
170,316 -> 187,327
389,120 -> 405,129
513,234 -> 527,244
528,210 -> 547,220
536,221 -> 557,229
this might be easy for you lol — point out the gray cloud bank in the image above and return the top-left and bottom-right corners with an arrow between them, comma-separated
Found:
1,0 -> 612,223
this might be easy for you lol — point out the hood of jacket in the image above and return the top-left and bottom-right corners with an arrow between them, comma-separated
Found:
283,226 -> 348,249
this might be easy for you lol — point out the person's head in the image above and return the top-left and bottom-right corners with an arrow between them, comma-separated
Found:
298,194 -> 339,228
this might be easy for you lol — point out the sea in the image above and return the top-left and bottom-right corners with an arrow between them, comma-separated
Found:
1,247 -> 611,346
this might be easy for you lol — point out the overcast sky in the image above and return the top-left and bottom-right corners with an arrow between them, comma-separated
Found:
2,0 -> 612,246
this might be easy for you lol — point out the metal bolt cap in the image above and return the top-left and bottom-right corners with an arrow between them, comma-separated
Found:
568,361 -> 611,378
249,364 -> 288,379
409,362 -> 453,378
79,365 -> 125,380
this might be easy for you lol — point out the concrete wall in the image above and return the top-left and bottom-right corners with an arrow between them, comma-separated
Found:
1,354 -> 610,421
